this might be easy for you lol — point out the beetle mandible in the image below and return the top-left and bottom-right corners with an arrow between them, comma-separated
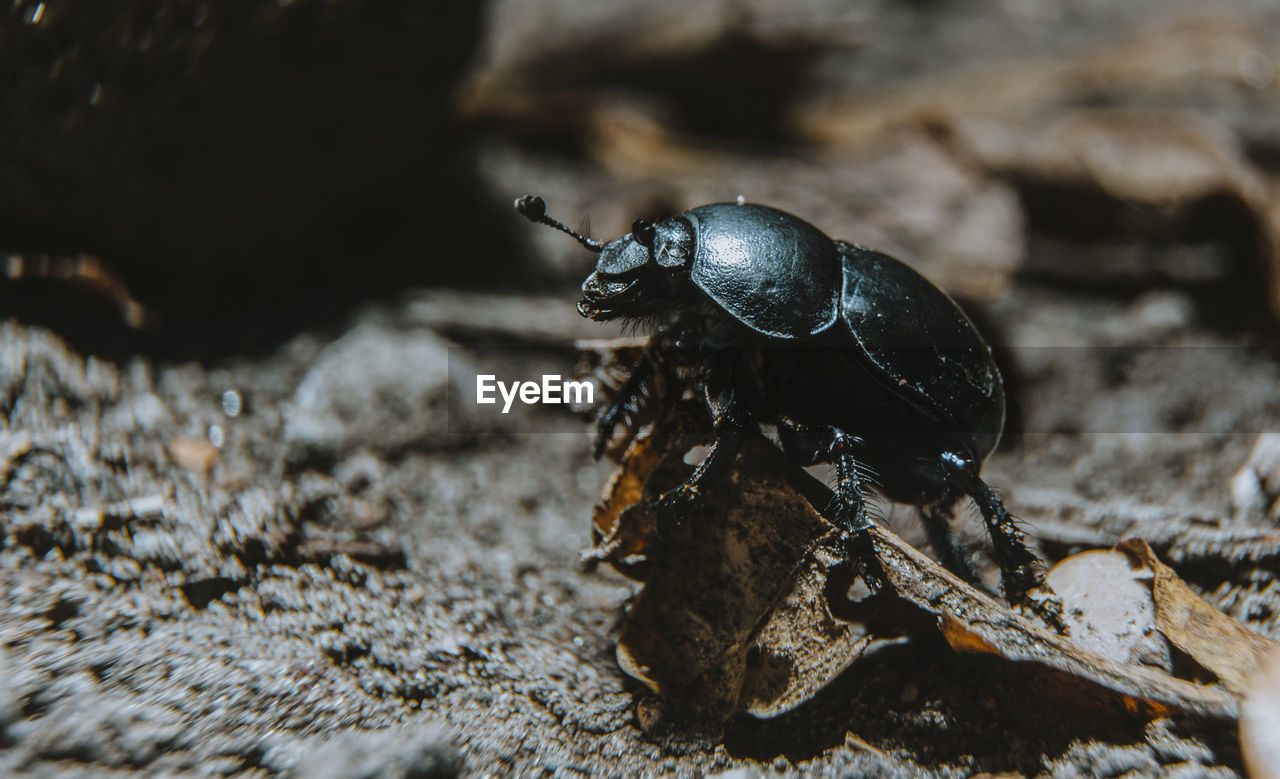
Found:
515,194 -> 1064,628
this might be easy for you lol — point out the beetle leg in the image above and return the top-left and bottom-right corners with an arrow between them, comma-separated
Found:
653,361 -> 747,532
652,421 -> 745,531
828,430 -> 886,595
919,491 -> 981,585
964,476 -> 1067,632
593,358 -> 655,459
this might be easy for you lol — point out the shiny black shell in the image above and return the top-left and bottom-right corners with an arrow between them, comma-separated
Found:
684,204 -> 841,339
684,203 -> 1004,461
835,241 -> 1004,460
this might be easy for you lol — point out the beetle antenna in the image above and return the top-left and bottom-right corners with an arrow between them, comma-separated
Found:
515,195 -> 604,253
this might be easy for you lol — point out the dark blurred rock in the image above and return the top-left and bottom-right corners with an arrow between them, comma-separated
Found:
283,323 -> 465,458
0,0 -> 492,351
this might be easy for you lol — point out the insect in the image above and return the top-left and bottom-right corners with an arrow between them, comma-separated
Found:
515,194 -> 1064,629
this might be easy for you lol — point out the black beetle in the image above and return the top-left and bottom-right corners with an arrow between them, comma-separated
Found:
516,195 -> 1063,628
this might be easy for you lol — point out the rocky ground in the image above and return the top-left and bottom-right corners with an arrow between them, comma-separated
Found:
4,1 -> 1280,776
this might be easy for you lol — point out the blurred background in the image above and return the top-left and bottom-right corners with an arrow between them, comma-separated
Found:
4,1 -> 1280,775
4,0 -> 1280,354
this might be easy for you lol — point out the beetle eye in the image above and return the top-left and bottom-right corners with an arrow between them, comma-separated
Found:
632,219 -> 656,248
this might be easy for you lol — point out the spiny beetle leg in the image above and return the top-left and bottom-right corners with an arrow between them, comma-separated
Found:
965,476 -> 1067,633
830,431 -> 886,595
593,358 -> 654,459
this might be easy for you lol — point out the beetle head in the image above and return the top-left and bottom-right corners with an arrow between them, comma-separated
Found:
514,195 -> 698,322
577,215 -> 698,320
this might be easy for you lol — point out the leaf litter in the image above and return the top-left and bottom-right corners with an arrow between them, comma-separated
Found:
582,338 -> 1278,760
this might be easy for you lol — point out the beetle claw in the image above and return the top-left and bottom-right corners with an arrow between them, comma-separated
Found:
653,486 -> 698,536
845,529 -> 887,596
1021,585 -> 1069,635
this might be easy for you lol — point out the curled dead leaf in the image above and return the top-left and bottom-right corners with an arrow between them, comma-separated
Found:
609,436 -> 869,732
738,543 -> 875,719
868,526 -> 1237,721
584,403 -> 703,577
1116,538 -> 1280,696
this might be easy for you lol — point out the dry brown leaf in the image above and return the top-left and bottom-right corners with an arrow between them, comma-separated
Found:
868,525 -> 1238,721
583,405 -> 704,577
587,411 -> 673,546
739,541 -> 874,718
610,436 -> 869,729
1117,538 -> 1280,696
